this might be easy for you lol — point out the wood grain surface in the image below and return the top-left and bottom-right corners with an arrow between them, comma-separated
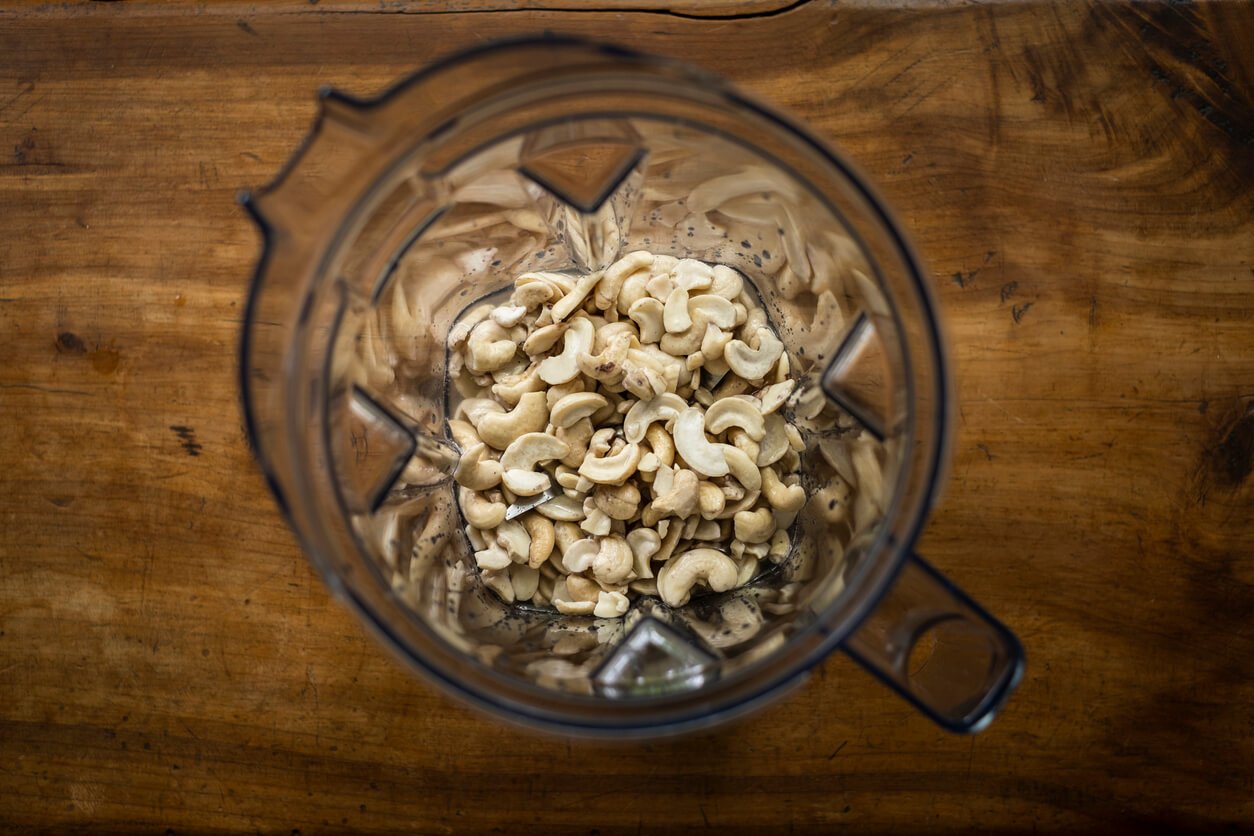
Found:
2,0 -> 1252,832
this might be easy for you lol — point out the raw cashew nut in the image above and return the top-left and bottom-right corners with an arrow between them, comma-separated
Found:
626,528 -> 660,579
697,481 -> 726,519
476,391 -> 549,450
538,316 -> 594,384
460,486 -> 506,529
474,544 -> 512,571
578,441 -> 642,485
733,507 -> 776,544
491,362 -> 544,406
593,536 -> 634,585
623,393 -> 687,443
550,392 -> 608,428
617,268 -> 652,315
687,295 -> 737,329
465,320 -> 517,373
656,548 -> 739,607
594,482 -> 641,521
594,590 -> 630,618
577,331 -> 631,384
500,432 -> 569,496
550,270 -> 603,322
448,253 -> 812,618
664,286 -> 693,334
651,468 -> 700,519
510,563 -> 540,601
672,259 -> 714,291
454,442 -> 502,491
761,466 -> 806,512
598,251 -> 654,310
710,265 -> 743,299
705,397 -> 766,440
659,311 -> 714,356
757,380 -> 796,415
720,444 -> 762,492
536,494 -> 585,522
553,520 -> 583,555
494,519 -> 531,562
555,417 -> 594,468
673,408 -> 729,478
524,322 -> 566,355
644,424 -> 675,467
447,418 -> 481,450
701,322 -> 732,361
756,413 -> 789,467
562,538 -> 600,574
520,513 -> 556,568
628,297 -> 665,344
724,327 -> 784,381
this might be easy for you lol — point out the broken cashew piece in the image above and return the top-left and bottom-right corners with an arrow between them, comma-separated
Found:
651,468 -> 700,519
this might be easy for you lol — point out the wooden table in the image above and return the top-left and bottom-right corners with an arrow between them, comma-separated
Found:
2,0 -> 1252,831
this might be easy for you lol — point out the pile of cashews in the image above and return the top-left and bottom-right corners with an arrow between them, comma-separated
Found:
448,251 -> 810,616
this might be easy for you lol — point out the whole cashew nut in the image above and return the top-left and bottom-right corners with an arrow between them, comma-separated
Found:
705,397 -> 766,440
761,466 -> 806,513
491,362 -> 545,406
476,391 -> 549,450
594,482 -> 641,521
494,519 -> 531,563
697,481 -> 726,519
593,536 -> 634,585
733,507 -> 776,544
578,441 -> 643,485
598,251 -> 654,311
562,538 -> 600,574
499,432 -> 569,496
465,320 -> 517,373
550,392 -> 609,428
626,528 -> 660,579
724,327 -> 784,381
656,548 -> 739,607
628,297 -> 665,344
623,393 -> 687,443
454,442 -> 502,491
673,408 -> 729,478
460,486 -> 506,529
520,513 -> 556,568
538,316 -> 594,384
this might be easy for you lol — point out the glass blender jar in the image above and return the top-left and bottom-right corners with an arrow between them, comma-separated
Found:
240,37 -> 1024,735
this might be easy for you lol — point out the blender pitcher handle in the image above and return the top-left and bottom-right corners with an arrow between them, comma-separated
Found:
841,553 -> 1025,733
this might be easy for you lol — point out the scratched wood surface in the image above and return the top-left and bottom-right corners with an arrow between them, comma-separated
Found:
2,1 -> 1252,832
